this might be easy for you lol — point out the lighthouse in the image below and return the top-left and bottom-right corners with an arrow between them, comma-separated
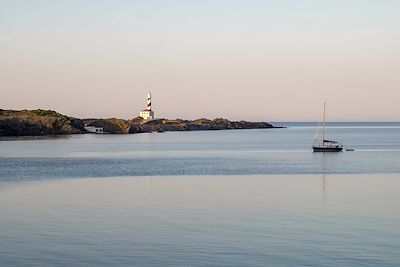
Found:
139,91 -> 154,120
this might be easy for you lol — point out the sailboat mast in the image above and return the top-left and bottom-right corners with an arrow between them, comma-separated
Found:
322,102 -> 326,144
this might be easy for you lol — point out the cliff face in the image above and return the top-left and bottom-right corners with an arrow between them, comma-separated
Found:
0,109 -> 85,136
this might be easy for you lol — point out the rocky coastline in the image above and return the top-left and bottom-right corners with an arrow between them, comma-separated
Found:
0,109 -> 279,137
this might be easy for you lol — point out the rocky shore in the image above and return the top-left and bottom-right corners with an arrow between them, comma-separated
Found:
0,109 -> 85,136
0,109 -> 278,137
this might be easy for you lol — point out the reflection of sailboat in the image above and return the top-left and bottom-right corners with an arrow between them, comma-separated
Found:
321,174 -> 326,208
313,102 -> 343,152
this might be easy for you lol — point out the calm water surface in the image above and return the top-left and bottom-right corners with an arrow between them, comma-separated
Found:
0,123 -> 400,266
1,122 -> 400,181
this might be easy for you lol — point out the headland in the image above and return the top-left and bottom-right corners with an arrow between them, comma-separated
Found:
0,109 -> 279,137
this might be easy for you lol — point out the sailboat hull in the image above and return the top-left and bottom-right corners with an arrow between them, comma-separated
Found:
313,146 -> 343,152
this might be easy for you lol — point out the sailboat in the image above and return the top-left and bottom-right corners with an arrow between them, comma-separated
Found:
313,102 -> 343,152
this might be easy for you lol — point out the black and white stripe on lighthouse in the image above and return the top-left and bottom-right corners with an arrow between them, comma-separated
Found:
147,92 -> 151,111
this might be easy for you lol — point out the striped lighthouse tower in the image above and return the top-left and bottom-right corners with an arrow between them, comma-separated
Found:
139,91 -> 155,120
146,92 -> 152,111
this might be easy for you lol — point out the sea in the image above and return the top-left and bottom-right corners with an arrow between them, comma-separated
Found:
0,122 -> 399,266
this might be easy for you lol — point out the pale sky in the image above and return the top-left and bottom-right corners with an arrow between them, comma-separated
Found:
1,0 -> 399,121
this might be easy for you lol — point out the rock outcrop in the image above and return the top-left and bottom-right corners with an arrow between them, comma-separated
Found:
128,118 -> 274,133
0,109 -> 277,136
0,109 -> 85,136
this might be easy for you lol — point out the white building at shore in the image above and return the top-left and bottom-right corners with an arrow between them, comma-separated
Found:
139,91 -> 154,120
84,125 -> 104,134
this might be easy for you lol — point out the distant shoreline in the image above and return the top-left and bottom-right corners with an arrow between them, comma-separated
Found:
0,109 -> 281,137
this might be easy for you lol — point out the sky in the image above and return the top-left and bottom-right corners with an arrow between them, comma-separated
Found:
1,0 -> 399,121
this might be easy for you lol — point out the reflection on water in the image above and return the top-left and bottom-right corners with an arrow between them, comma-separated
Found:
322,174 -> 327,208
0,174 -> 399,267
0,135 -> 71,141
